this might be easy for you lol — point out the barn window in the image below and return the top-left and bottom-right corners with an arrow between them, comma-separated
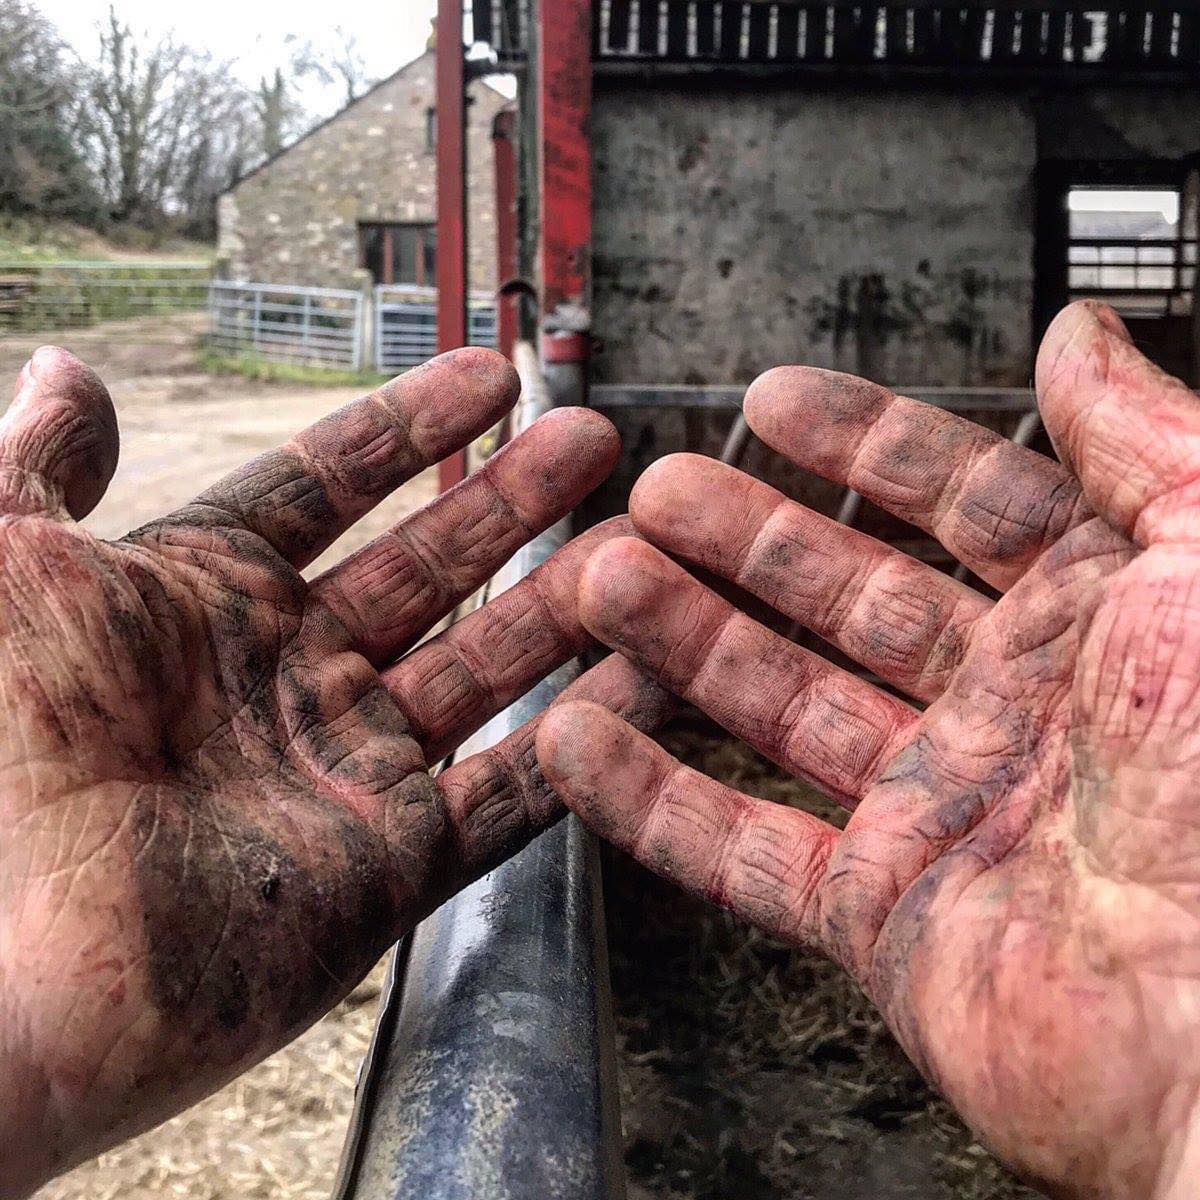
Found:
359,222 -> 438,286
425,107 -> 437,154
1067,186 -> 1195,317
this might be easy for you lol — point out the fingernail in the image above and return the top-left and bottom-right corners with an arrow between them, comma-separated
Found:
1090,303 -> 1132,345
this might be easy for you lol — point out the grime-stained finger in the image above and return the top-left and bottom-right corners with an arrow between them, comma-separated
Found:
382,517 -> 637,764
743,366 -> 1090,591
1035,300 -> 1200,546
579,538 -> 918,807
631,455 -> 992,702
157,348 -> 519,568
0,347 -> 118,519
311,407 -> 620,664
536,701 -> 838,945
435,655 -> 675,879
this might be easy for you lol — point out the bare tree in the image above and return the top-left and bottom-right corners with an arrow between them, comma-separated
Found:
84,7 -> 252,233
0,0 -> 99,220
254,64 -> 307,161
291,27 -> 376,109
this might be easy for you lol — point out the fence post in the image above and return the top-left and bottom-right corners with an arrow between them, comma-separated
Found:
353,291 -> 365,373
252,286 -> 262,353
373,287 -> 384,374
359,276 -> 375,374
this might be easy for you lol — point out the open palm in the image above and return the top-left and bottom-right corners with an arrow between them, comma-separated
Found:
0,346 -> 668,1198
539,302 -> 1200,1200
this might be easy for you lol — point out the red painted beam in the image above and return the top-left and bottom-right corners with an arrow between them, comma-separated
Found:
436,0 -> 468,491
492,109 -> 519,365
538,0 -> 592,361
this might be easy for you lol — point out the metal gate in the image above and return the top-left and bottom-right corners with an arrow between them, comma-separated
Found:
374,285 -> 497,371
209,282 -> 364,370
0,262 -> 211,331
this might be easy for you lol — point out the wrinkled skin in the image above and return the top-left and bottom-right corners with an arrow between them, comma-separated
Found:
539,302 -> 1200,1200
0,346 -> 671,1198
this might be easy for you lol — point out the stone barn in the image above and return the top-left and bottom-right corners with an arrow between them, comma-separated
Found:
216,50 -> 507,293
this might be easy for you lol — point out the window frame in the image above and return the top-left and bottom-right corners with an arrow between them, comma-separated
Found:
357,221 -> 438,287
1035,158 -> 1192,337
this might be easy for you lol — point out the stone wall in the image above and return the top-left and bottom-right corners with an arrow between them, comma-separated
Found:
590,80 -> 1200,388
218,52 -> 505,293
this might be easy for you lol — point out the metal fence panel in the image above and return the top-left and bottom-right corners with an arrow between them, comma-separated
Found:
374,285 -> 498,371
0,262 -> 211,331
208,281 -> 364,371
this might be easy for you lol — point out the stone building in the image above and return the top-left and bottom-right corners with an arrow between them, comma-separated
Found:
217,51 -> 506,293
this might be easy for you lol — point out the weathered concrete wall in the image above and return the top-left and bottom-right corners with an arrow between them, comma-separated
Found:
218,53 -> 504,292
592,83 -> 1036,387
591,82 -> 1200,388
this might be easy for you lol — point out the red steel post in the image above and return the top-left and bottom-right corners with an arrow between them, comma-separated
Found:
436,0 -> 468,490
537,0 -> 593,366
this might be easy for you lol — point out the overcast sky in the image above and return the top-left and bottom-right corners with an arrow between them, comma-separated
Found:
38,0 -> 443,116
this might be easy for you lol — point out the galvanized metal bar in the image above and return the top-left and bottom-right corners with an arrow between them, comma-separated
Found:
373,285 -> 384,373
206,281 -> 362,369
373,290 -> 499,371
332,341 -> 625,1200
437,0 -> 470,491
352,292 -> 363,372
719,412 -> 752,467
492,108 -> 520,363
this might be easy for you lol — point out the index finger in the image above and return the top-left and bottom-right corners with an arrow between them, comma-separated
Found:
153,348 -> 519,569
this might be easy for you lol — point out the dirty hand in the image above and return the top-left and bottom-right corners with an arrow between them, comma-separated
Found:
0,346 -> 666,1197
539,301 -> 1200,1200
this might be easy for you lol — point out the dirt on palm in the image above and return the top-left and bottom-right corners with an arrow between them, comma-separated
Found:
5,316 -> 421,1200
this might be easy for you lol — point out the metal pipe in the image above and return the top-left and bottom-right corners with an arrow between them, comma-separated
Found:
537,0 -> 593,355
436,0 -> 469,491
492,109 -> 520,364
720,413 -> 751,467
332,343 -> 624,1200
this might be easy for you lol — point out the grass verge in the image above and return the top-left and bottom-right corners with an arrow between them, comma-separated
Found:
200,351 -> 389,388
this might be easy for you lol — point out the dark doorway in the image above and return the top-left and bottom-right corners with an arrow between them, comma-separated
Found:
358,222 -> 437,287
1036,160 -> 1198,382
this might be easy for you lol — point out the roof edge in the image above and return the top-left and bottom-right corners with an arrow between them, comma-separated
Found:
224,50 -> 433,193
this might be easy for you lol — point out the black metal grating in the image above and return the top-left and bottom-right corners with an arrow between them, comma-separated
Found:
473,2 -> 1200,74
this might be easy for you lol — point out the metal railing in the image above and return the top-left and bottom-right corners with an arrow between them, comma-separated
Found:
0,261 -> 211,331
375,285 -> 498,370
1068,236 -> 1199,311
475,1 -> 1200,74
208,281 -> 365,371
